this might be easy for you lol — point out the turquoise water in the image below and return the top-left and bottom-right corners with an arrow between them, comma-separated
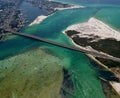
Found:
1,1 -> 120,97
55,0 -> 120,5
0,8 -> 98,59
95,7 -> 120,31
0,7 -> 106,98
26,10 -> 106,96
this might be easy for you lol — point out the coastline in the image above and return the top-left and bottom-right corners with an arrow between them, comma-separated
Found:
28,4 -> 85,26
2,0 -> 120,97
27,3 -> 120,96
65,17 -> 120,42
54,5 -> 85,11
62,20 -> 120,96
88,55 -> 120,96
64,31 -> 120,96
29,15 -> 47,26
63,30 -> 120,63
88,54 -> 120,96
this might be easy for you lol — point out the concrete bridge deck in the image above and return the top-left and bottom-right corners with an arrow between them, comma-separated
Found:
11,31 -> 120,63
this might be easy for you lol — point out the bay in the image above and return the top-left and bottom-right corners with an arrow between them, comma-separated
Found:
1,1 -> 120,98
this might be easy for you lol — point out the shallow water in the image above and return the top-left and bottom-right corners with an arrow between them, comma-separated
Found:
0,7 -> 106,98
55,0 -> 120,5
0,1 -> 120,98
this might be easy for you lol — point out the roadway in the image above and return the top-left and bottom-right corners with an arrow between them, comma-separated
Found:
11,31 -> 120,63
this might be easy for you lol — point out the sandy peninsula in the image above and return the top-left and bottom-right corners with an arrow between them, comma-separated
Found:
29,2 -> 85,27
29,15 -> 47,26
63,17 -> 120,96
28,6 -> 82,27
54,5 -> 84,11
65,17 -> 120,42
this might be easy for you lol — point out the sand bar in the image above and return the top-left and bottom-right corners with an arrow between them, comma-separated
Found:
54,5 -> 84,11
29,15 -> 47,26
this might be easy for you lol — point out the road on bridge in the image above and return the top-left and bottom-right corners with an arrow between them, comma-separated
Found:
11,31 -> 120,63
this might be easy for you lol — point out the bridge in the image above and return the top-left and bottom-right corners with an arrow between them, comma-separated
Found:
11,31 -> 120,63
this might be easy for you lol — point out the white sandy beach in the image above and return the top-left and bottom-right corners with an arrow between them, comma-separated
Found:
29,15 -> 47,26
54,5 -> 84,11
29,5 -> 84,27
65,17 -> 120,42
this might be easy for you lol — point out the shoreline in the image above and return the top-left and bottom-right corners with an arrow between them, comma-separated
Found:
62,22 -> 120,96
63,30 -> 120,63
64,31 -> 120,96
28,3 -> 120,95
65,17 -> 120,42
29,15 -> 47,26
54,5 -> 85,11
88,54 -> 120,96
29,5 -> 84,26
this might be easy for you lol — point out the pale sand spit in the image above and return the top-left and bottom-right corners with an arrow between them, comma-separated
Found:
65,17 -> 120,42
54,5 -> 84,11
63,18 -> 120,95
29,15 -> 47,26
